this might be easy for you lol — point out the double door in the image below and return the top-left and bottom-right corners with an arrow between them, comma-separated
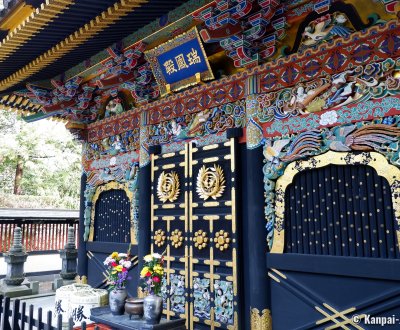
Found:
151,139 -> 240,329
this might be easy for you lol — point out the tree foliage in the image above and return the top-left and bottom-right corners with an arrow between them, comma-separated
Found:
0,109 -> 82,209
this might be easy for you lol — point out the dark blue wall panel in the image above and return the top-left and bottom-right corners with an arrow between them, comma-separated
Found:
284,164 -> 398,258
94,189 -> 131,243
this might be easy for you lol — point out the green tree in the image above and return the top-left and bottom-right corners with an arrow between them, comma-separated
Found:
0,109 -> 82,208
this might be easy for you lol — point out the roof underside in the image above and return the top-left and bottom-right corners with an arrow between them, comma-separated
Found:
0,0 -> 189,95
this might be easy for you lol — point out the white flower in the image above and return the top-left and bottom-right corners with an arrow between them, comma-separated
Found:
152,253 -> 162,259
104,257 -> 115,265
144,254 -> 153,262
110,157 -> 117,166
319,110 -> 338,126
123,261 -> 132,268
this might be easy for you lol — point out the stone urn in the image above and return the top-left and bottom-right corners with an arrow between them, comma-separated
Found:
125,297 -> 144,320
109,288 -> 127,315
143,294 -> 163,324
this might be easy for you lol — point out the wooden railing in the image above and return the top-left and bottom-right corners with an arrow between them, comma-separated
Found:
0,209 -> 79,254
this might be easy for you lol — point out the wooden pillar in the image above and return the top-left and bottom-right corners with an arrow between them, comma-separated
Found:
137,116 -> 157,276
77,172 -> 88,280
137,163 -> 151,273
243,90 -> 272,329
243,145 -> 272,329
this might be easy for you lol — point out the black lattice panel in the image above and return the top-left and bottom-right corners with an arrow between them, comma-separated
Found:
94,189 -> 131,243
190,140 -> 239,330
284,164 -> 399,258
151,148 -> 189,322
150,140 -> 240,330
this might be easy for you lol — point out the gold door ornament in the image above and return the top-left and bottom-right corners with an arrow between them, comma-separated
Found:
251,308 -> 272,330
157,171 -> 180,203
154,229 -> 166,247
214,230 -> 230,251
196,164 -> 226,200
170,229 -> 184,248
193,229 -> 208,250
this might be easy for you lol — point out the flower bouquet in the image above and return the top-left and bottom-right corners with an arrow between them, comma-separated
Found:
104,251 -> 131,290
140,253 -> 164,295
140,253 -> 165,324
104,250 -> 132,315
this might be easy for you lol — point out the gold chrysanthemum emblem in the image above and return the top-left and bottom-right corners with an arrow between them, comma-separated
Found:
214,230 -> 230,251
157,171 -> 180,203
196,164 -> 225,200
170,229 -> 184,248
193,230 -> 208,250
153,229 -> 166,247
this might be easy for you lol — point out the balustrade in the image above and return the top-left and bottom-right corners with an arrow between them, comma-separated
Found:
0,209 -> 79,254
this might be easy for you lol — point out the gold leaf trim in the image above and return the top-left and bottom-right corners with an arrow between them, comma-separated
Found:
213,229 -> 230,251
196,164 -> 226,200
0,0 -> 74,62
251,308 -> 272,330
271,151 -> 400,253
157,170 -> 180,203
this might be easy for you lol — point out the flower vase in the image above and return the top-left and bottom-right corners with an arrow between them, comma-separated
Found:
143,294 -> 163,324
109,288 -> 127,315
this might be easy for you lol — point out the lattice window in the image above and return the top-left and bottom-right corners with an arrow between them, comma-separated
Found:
284,164 -> 399,258
93,189 -> 130,243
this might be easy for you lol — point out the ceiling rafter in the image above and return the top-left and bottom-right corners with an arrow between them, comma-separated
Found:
0,94 -> 46,118
0,95 -> 68,122
0,0 -> 149,92
0,0 -> 75,61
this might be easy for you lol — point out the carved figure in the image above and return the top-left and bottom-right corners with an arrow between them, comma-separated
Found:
169,110 -> 210,141
326,124 -> 400,151
301,13 -> 352,48
283,84 -> 331,113
105,97 -> 124,117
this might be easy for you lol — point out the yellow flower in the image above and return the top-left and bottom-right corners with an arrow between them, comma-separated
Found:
111,252 -> 119,259
153,265 -> 164,274
112,265 -> 123,274
140,267 -> 150,277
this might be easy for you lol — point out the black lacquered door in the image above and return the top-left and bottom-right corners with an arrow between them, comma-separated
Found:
151,139 -> 240,329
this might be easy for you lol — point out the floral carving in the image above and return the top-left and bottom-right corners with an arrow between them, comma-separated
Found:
193,230 -> 208,250
264,119 -> 400,249
170,274 -> 185,314
214,230 -> 230,251
258,58 -> 400,131
170,229 -> 184,248
153,229 -> 166,247
161,276 -> 168,309
214,280 -> 234,324
193,277 -> 211,319
319,110 -> 338,126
